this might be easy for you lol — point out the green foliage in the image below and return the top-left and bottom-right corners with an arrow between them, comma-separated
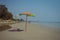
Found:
0,5 -> 13,20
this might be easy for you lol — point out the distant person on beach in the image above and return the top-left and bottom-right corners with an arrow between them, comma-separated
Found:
28,21 -> 31,23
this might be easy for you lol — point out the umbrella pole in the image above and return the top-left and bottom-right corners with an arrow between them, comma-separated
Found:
25,15 -> 27,32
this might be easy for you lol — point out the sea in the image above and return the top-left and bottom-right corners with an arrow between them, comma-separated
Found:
31,21 -> 60,28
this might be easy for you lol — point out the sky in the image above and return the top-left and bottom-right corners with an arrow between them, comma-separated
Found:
0,0 -> 60,22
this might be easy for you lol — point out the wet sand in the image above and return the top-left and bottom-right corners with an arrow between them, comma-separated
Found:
0,22 -> 60,40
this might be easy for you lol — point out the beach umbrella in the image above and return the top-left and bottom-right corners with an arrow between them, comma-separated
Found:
19,12 -> 35,32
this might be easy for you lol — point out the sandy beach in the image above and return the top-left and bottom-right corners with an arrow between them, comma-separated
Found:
0,22 -> 60,40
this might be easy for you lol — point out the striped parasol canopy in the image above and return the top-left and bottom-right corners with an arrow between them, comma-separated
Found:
19,12 -> 35,17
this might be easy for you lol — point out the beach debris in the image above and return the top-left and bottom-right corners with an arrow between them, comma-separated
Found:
8,28 -> 23,32
0,24 -> 11,31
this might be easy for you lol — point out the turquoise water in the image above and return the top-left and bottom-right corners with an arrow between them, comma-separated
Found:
31,22 -> 60,28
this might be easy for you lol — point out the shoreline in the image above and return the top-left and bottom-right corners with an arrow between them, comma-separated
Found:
0,22 -> 60,40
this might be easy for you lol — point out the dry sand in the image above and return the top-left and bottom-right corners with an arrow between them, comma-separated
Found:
0,22 -> 60,40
